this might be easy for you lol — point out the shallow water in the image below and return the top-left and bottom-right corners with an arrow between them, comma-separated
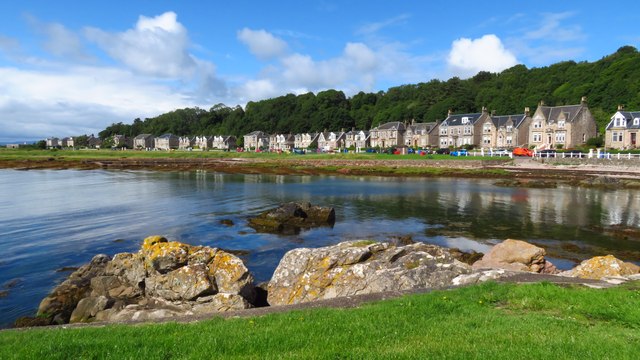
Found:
1,169 -> 639,328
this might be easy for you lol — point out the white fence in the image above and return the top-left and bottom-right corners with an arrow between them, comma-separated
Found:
467,148 -> 640,159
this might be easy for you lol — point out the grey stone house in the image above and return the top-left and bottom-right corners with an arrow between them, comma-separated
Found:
318,131 -> 346,152
212,135 -> 237,150
405,121 -> 437,148
344,129 -> 370,151
528,97 -> 597,149
294,132 -> 319,150
243,131 -> 269,151
134,134 -> 154,149
369,122 -> 406,148
155,133 -> 179,150
437,109 -> 491,148
479,108 -> 531,148
605,105 -> 640,149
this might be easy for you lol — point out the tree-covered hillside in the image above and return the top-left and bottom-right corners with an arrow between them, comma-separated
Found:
99,46 -> 640,140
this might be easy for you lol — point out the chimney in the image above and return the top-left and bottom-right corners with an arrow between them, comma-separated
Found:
491,110 -> 496,116
581,96 -> 587,105
524,107 -> 530,116
538,100 -> 545,106
482,106 -> 488,114
618,104 -> 624,111
447,109 -> 453,116
412,118 -> 415,125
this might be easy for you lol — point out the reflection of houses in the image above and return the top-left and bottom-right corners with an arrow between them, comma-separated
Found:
269,134 -> 295,151
605,105 -> 640,149
113,135 -> 132,148
294,132 -> 319,150
211,135 -> 237,150
178,136 -> 194,150
243,131 -> 269,151
370,122 -> 406,148
61,137 -> 75,147
345,129 -> 370,151
529,97 -> 597,149
479,109 -> 531,148
45,137 -> 59,148
155,133 -> 179,150
194,135 -> 213,149
405,121 -> 437,148
134,134 -> 154,149
318,131 -> 346,151
437,109 -> 490,148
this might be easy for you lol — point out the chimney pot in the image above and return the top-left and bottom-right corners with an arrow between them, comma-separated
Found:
618,104 -> 624,111
524,107 -> 530,115
581,96 -> 587,105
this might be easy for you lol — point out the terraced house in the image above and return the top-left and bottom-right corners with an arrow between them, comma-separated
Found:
437,108 -> 491,148
605,105 -> 640,149
269,134 -> 295,151
528,97 -> 597,149
294,132 -> 319,150
479,108 -> 531,148
211,135 -> 237,150
405,120 -> 437,148
155,133 -> 179,150
318,131 -> 346,152
344,129 -> 370,151
243,131 -> 269,151
369,121 -> 406,148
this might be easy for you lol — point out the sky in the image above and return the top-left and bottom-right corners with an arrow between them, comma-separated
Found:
1,1 -> 639,142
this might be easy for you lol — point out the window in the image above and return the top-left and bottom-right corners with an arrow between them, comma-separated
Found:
634,118 -> 640,126
612,132 -> 623,142
533,122 -> 541,129
555,133 -> 565,143
440,127 -> 447,135
533,133 -> 541,142
483,123 -> 491,133
506,125 -> 513,132
483,135 -> 491,145
558,120 -> 565,128
464,126 -> 472,135
457,128 -> 461,135
506,136 -> 512,145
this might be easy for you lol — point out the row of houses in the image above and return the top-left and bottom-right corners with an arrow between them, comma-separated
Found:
244,97 -> 599,151
45,134 -> 238,151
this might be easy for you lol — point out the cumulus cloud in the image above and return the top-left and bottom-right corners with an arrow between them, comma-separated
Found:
237,28 -> 288,60
25,15 -> 91,61
447,34 -> 518,78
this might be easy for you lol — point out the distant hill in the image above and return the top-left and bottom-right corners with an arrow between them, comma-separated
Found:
99,46 -> 640,141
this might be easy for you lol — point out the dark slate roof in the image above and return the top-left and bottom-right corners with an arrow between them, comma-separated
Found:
538,105 -> 583,123
408,122 -> 436,133
441,113 -> 482,126
245,131 -> 267,136
490,114 -> 527,128
375,121 -> 406,131
158,133 -> 176,139
134,134 -> 153,140
606,111 -> 640,130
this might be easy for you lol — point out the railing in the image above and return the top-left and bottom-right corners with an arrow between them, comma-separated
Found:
467,148 -> 640,159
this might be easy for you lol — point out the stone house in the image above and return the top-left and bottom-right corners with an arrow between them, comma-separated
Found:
45,137 -> 59,148
134,134 -> 154,149
211,135 -> 237,150
479,109 -> 531,148
60,137 -> 74,147
155,133 -> 179,150
369,122 -> 406,148
86,135 -> 102,149
113,135 -> 133,148
528,97 -> 597,149
294,133 -> 319,150
344,129 -> 370,151
405,121 -> 437,148
437,109 -> 491,148
178,136 -> 194,150
268,134 -> 295,152
605,106 -> 640,149
194,135 -> 213,150
318,131 -> 346,152
243,131 -> 269,151
427,122 -> 441,148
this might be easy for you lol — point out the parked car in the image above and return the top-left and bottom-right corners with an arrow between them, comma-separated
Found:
293,148 -> 305,155
450,149 -> 468,157
513,147 -> 533,157
491,149 -> 510,156
563,149 -> 585,157
538,149 -> 557,158
435,148 -> 450,154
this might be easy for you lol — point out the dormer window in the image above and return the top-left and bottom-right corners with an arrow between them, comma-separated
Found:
462,117 -> 470,124
634,118 -> 639,126
533,122 -> 541,128
506,125 -> 513,132
558,120 -> 565,128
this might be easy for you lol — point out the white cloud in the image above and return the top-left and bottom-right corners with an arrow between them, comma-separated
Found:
447,34 -> 518,78
356,14 -> 411,36
237,28 -> 288,60
25,15 -> 90,61
524,12 -> 585,42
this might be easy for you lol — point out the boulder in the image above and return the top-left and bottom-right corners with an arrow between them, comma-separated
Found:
472,239 -> 555,273
561,255 -> 640,280
25,236 -> 256,327
267,240 -> 471,306
248,202 -> 335,234
37,254 -> 110,324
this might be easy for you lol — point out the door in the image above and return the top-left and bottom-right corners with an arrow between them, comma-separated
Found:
631,133 -> 637,146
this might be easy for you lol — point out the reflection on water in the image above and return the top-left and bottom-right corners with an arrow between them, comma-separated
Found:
0,169 -> 639,327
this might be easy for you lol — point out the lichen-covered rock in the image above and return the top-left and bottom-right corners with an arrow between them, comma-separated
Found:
146,264 -> 215,301
472,239 -> 555,273
37,254 -> 110,324
25,236 -> 256,327
561,255 -> 640,280
248,202 -> 335,234
267,240 -> 471,306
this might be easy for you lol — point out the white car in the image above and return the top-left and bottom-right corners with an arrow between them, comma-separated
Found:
490,149 -> 510,156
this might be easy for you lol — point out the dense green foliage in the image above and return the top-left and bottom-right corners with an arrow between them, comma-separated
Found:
99,46 -> 640,139
1,281 -> 639,359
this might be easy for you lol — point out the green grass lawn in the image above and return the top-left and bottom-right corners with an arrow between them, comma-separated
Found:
1,281 -> 639,359
0,148 -> 509,162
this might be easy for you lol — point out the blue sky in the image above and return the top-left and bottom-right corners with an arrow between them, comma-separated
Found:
1,0 -> 639,141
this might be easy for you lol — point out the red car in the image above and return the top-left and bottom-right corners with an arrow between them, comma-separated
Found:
513,147 -> 533,157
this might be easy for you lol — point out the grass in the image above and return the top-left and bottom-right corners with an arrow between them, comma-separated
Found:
1,281 -> 639,359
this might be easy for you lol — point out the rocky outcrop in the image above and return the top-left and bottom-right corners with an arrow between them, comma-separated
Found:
560,255 -> 640,280
248,202 -> 335,234
267,240 -> 471,306
29,236 -> 256,326
472,239 -> 557,274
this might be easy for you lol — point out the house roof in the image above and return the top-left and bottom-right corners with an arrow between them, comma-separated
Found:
158,133 -> 176,139
408,122 -> 436,133
606,111 -> 640,130
441,113 -> 483,126
490,114 -> 528,128
537,104 -> 583,123
374,121 -> 406,131
134,134 -> 153,140
245,131 -> 267,136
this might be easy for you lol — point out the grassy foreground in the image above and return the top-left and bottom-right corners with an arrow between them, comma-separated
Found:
1,281 -> 639,359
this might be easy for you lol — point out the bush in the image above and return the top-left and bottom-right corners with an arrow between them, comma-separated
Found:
586,136 -> 604,148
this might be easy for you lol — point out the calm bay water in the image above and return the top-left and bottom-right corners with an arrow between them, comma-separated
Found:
1,169 -> 639,328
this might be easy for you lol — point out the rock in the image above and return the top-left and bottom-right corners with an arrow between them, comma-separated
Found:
472,239 -> 555,273
267,240 -> 470,306
32,236 -> 256,326
220,219 -> 234,226
248,202 -> 335,234
452,269 -> 512,286
14,316 -> 53,328
560,255 -> 640,280
449,248 -> 484,265
69,296 -> 111,323
36,254 -> 110,324
146,264 -> 215,301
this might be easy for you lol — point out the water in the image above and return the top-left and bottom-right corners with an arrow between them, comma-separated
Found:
1,169 -> 639,328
